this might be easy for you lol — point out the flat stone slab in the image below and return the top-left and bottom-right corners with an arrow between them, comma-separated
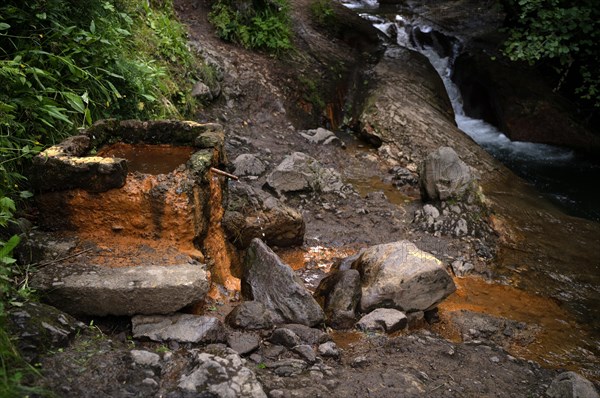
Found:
132,314 -> 226,344
32,263 -> 209,316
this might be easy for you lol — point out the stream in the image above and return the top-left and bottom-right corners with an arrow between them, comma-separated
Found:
337,0 -> 600,380
349,1 -> 600,222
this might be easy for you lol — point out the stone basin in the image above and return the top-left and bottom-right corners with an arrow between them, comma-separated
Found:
30,119 -> 233,316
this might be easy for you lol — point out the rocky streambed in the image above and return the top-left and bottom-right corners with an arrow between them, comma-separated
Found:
7,0 -> 600,397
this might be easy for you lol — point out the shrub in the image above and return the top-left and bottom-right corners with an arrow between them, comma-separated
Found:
209,0 -> 293,54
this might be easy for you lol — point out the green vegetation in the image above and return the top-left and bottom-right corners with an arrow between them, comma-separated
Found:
209,0 -> 293,54
0,0 -> 207,394
502,0 -> 599,107
309,0 -> 335,27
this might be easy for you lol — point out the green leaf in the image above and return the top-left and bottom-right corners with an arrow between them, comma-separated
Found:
0,235 -> 20,264
63,92 -> 86,113
90,20 -> 96,34
0,23 -> 10,31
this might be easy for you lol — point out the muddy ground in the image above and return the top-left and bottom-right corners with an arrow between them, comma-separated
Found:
27,0 -> 599,396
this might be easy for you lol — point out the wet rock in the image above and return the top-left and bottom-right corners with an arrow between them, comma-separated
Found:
419,147 -> 474,201
223,181 -> 305,248
356,308 -> 408,333
226,301 -> 275,330
233,154 -> 266,176
178,351 -> 267,398
268,359 -> 308,377
351,241 -> 456,313
7,302 -> 84,363
269,328 -> 302,348
280,324 -> 331,345
242,239 -> 324,327
390,166 -> 419,186
131,314 -> 227,344
317,341 -> 340,358
266,152 -> 344,195
546,371 -> 600,398
299,128 -> 344,147
227,331 -> 261,356
314,269 -> 361,329
32,264 -> 209,316
449,310 -> 540,349
130,350 -> 161,367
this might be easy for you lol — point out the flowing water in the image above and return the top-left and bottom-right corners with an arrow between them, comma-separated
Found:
342,1 -> 600,222
335,0 -> 600,380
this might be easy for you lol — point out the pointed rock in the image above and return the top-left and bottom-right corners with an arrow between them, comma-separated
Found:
242,239 -> 324,327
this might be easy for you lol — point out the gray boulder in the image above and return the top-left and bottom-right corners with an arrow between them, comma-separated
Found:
223,181 -> 304,248
351,241 -> 456,313
546,372 -> 599,398
178,350 -> 267,398
356,308 -> 408,333
314,269 -> 361,329
226,301 -> 274,330
266,152 -> 344,195
242,239 -> 324,327
32,264 -> 209,316
227,331 -> 261,356
132,314 -> 227,344
281,324 -> 331,345
269,328 -> 302,348
233,154 -> 266,177
419,147 -> 473,201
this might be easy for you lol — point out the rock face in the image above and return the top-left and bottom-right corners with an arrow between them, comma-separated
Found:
454,52 -> 600,155
178,350 -> 267,398
356,308 -> 408,333
419,147 -> 473,201
131,314 -> 227,344
351,241 -> 456,313
266,152 -> 344,195
223,181 -> 305,248
32,264 -> 209,316
314,269 -> 362,329
546,372 -> 600,398
242,239 -> 324,326
7,302 -> 84,363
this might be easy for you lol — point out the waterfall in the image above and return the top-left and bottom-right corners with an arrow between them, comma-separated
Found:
343,3 -> 599,220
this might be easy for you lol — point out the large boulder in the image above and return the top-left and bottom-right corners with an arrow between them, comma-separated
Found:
314,269 -> 362,329
223,181 -> 304,248
419,147 -> 474,201
266,152 -> 344,195
351,241 -> 456,313
32,263 -> 209,316
242,239 -> 324,326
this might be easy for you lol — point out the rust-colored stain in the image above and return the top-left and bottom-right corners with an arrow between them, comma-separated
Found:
203,174 -> 240,293
437,277 -> 599,380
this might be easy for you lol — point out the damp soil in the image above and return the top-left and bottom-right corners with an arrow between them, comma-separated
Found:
29,0 -> 600,395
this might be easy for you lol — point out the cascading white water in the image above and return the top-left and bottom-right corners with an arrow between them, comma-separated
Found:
342,2 -> 600,220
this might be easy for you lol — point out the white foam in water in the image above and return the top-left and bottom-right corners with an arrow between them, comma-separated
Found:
341,0 -> 378,9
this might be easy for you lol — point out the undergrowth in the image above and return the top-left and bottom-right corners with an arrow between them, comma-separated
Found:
0,0 -> 207,394
209,0 -> 293,54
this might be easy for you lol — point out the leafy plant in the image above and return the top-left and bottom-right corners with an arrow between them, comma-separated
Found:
209,0 -> 293,54
310,0 -> 335,27
502,0 -> 599,107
